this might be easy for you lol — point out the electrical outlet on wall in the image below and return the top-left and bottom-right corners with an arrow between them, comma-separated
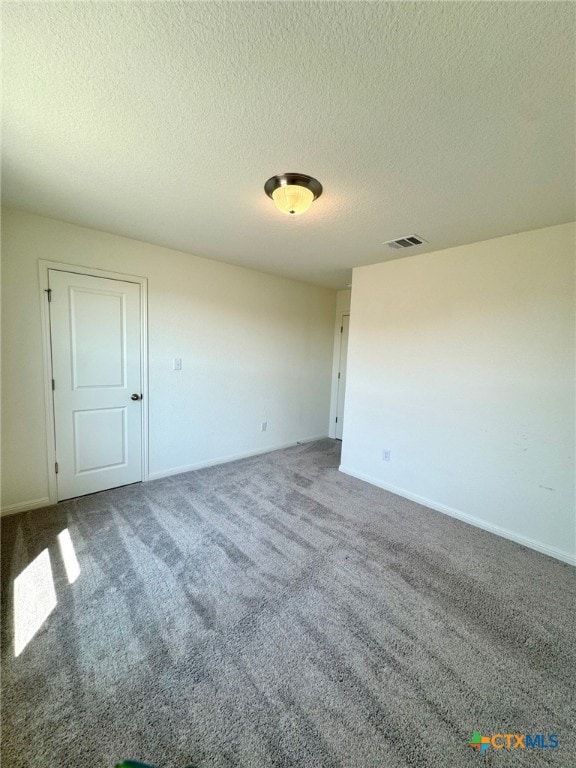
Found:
261,421 -> 268,432
382,449 -> 391,461
173,358 -> 182,371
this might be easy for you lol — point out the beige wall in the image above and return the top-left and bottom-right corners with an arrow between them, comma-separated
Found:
341,223 -> 576,564
1,208 -> 336,513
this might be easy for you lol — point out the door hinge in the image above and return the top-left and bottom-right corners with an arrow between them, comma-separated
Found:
45,288 -> 52,302
55,462 -> 59,474
335,417 -> 338,423
338,372 -> 341,379
340,326 -> 343,333
52,379 -> 55,391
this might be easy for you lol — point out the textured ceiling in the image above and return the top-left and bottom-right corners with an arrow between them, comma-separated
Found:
3,1 -> 575,289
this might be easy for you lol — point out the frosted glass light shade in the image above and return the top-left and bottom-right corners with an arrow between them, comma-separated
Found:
264,174 -> 323,216
272,184 -> 314,215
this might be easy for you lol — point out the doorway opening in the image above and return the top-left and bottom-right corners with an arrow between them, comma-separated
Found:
335,314 -> 350,440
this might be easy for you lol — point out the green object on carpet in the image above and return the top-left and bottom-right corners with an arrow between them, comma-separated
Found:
116,762 -> 199,767
116,762 -> 158,768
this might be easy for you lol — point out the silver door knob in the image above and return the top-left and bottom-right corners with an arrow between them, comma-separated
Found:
131,393 -> 142,401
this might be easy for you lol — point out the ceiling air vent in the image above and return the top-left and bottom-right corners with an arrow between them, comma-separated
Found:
384,235 -> 427,250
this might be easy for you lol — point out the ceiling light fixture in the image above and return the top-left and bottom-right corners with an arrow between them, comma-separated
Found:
264,173 -> 323,216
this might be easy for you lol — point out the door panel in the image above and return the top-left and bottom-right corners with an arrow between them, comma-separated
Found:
70,289 -> 125,388
73,407 -> 127,473
49,270 -> 142,500
335,314 -> 350,440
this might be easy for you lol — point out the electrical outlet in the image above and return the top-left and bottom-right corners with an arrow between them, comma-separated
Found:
382,449 -> 391,461
173,358 -> 182,371
261,421 -> 268,432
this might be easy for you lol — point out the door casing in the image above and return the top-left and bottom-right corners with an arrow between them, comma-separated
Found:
335,314 -> 350,440
39,260 -> 149,505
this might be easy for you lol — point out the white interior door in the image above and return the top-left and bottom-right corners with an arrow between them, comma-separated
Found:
49,269 -> 143,501
335,314 -> 350,440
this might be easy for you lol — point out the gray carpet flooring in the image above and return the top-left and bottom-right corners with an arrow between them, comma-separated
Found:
1,439 -> 574,768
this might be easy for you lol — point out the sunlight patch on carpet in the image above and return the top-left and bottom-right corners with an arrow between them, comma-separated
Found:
14,549 -> 57,657
58,528 -> 81,584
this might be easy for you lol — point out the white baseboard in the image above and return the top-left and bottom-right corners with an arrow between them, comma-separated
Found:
0,437 -> 330,513
148,435 -> 329,481
1,497 -> 52,517
339,465 -> 576,567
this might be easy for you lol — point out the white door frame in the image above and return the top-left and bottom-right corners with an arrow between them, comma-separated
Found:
38,260 -> 149,505
334,314 -> 350,440
329,309 -> 351,439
